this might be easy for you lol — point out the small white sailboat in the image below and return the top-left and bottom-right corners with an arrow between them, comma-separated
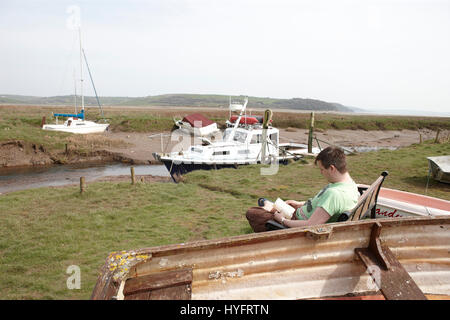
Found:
42,28 -> 109,134
42,112 -> 109,134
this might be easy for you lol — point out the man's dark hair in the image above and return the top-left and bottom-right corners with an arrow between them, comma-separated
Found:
314,146 -> 347,173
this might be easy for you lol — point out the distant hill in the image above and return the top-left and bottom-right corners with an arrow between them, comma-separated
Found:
0,94 -> 133,106
0,93 -> 355,112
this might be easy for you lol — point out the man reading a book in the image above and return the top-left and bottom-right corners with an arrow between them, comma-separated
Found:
246,146 -> 360,232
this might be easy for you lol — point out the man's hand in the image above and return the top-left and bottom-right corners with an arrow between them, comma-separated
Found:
285,200 -> 305,209
273,212 -> 284,223
262,201 -> 275,213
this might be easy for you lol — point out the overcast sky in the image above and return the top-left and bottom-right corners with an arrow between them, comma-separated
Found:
1,0 -> 449,114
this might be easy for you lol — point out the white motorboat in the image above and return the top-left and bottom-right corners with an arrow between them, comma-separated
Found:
153,97 -> 320,181
42,27 -> 109,134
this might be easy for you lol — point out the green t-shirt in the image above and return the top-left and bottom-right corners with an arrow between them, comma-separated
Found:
295,181 -> 360,223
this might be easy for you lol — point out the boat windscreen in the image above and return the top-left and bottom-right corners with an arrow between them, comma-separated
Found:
233,131 -> 247,143
223,129 -> 247,143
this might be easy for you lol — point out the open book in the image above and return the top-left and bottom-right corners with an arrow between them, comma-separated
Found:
262,198 -> 295,219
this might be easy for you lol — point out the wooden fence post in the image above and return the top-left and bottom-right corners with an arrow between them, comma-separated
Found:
80,177 -> 85,194
435,129 -> 441,143
261,109 -> 273,164
131,167 -> 136,185
308,112 -> 315,154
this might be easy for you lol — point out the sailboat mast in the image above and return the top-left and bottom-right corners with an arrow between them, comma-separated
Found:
79,27 -> 84,113
74,69 -> 77,114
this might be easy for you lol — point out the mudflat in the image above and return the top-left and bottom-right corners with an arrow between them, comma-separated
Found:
1,104 -> 447,167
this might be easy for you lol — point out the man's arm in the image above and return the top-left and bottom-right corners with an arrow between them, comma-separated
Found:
274,207 -> 330,228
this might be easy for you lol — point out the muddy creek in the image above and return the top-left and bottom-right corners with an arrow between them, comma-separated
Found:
0,163 -> 170,193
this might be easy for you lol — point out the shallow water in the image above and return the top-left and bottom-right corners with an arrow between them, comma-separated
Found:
345,146 -> 397,153
0,163 -> 170,193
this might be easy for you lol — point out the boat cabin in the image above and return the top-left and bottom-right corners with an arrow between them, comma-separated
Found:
184,126 -> 279,163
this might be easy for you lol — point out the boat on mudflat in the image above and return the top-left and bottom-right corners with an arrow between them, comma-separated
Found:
173,113 -> 220,137
42,110 -> 109,134
91,216 -> 450,300
42,27 -> 109,134
427,155 -> 450,184
153,97 -> 320,181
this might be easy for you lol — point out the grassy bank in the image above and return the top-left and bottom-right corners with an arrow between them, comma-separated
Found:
1,104 -> 450,137
0,140 -> 449,299
0,182 -> 249,299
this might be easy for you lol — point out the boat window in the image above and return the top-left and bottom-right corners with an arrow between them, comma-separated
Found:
270,133 -> 278,146
250,134 -> 262,144
238,149 -> 250,154
233,131 -> 247,143
190,147 -> 203,153
222,129 -> 247,143
213,151 -> 230,156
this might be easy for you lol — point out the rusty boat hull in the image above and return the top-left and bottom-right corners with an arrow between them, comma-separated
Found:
91,216 -> 450,300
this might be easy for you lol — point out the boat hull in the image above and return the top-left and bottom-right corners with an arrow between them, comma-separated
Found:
161,159 -> 239,181
157,155 -> 292,182
357,185 -> 450,219
427,156 -> 450,184
279,143 -> 321,156
91,216 -> 450,300
42,123 -> 109,134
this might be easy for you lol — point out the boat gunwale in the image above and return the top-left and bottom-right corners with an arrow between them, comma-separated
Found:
134,216 -> 449,257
